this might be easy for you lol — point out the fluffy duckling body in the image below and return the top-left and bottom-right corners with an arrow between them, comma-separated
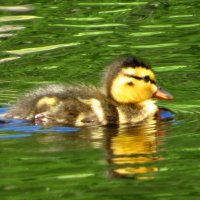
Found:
5,85 -> 118,126
5,55 -> 173,127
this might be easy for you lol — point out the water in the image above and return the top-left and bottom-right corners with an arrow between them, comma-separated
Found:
0,0 -> 200,199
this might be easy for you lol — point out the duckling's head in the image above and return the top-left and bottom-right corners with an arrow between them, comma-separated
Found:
104,55 -> 173,104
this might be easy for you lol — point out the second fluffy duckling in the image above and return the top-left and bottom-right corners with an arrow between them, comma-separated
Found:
5,55 -> 173,127
5,85 -> 118,126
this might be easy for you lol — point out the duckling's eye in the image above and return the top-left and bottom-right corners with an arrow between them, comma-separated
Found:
144,75 -> 150,82
127,82 -> 134,86
143,76 -> 156,84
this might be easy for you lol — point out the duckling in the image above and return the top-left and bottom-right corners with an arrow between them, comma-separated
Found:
4,55 -> 173,127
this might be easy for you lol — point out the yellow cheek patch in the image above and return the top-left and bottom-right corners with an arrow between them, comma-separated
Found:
111,66 -> 158,103
36,96 -> 59,110
111,75 -> 135,103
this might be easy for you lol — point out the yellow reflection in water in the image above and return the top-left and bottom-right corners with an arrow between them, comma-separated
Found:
106,121 -> 165,179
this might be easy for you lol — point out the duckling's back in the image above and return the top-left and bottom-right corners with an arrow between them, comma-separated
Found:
5,84 -> 118,126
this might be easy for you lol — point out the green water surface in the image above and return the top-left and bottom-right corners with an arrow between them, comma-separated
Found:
0,0 -> 200,199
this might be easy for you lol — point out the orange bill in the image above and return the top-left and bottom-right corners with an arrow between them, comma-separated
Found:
153,87 -> 174,100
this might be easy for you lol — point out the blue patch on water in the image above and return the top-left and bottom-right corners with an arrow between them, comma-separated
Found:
0,107 -> 80,137
0,107 -> 10,113
158,108 -> 184,126
159,110 -> 175,120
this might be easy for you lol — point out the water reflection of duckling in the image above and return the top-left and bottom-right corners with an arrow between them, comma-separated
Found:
105,123 -> 165,179
5,55 -> 173,127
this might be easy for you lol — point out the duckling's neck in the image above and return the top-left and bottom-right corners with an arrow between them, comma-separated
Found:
115,99 -> 158,124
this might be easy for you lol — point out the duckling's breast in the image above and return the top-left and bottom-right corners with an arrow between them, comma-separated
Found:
116,100 -> 158,125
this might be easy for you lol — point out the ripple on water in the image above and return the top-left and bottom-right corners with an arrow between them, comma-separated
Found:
98,8 -> 132,14
130,31 -> 165,37
0,5 -> 34,12
0,25 -> 25,32
133,43 -> 179,48
74,31 -> 113,37
53,23 -> 126,28
0,15 -> 41,22
5,43 -> 81,55
0,57 -> 21,64
77,2 -> 147,6
155,65 -> 187,72
64,17 -> 103,21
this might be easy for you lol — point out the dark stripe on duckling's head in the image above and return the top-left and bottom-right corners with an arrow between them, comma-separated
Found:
124,74 -> 156,84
